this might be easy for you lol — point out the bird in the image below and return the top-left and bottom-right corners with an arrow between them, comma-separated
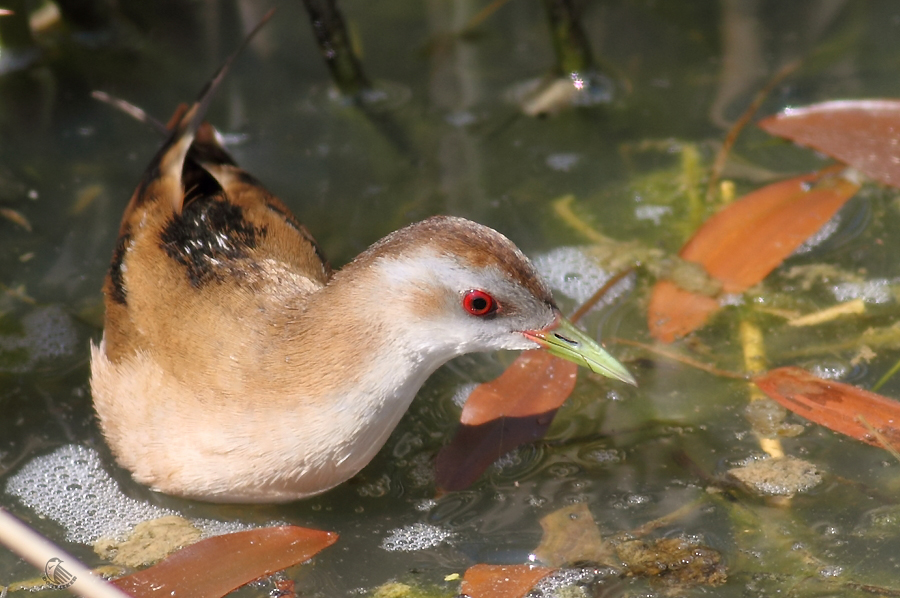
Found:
90,30 -> 635,504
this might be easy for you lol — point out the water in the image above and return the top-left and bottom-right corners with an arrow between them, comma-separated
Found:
3,1 -> 900,596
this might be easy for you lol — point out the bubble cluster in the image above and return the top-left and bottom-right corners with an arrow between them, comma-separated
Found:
546,153 -> 580,172
405,453 -> 435,489
379,523 -> 453,552
5,445 -> 259,544
634,204 -> 672,225
6,445 -> 174,543
193,518 -> 260,539
818,565 -> 844,578
0,305 -> 78,373
531,567 -> 616,597
585,448 -> 621,464
794,216 -> 840,254
831,279 -> 893,303
533,247 -> 631,306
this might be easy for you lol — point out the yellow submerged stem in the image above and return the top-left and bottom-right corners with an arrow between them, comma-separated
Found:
740,318 -> 784,459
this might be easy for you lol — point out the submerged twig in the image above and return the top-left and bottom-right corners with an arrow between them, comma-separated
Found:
300,0 -> 371,97
569,267 -> 634,324
630,498 -> 706,538
91,91 -> 169,135
541,0 -> 594,75
844,582 -> 900,597
706,58 -> 803,204
610,337 -> 747,380
872,356 -> 900,393
0,508 -> 129,598
465,0 -> 515,31
552,194 -> 611,244
787,298 -> 866,327
301,0 -> 414,159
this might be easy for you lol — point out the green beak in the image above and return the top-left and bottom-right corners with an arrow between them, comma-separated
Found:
524,316 -> 636,386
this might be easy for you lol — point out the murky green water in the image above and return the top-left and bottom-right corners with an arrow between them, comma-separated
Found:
3,1 -> 900,595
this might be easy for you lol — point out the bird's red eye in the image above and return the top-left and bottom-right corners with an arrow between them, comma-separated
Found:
463,290 -> 497,316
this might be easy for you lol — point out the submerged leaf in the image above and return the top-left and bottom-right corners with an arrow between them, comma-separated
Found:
534,502 -> 613,567
647,281 -> 719,344
753,367 -> 900,450
435,350 -> 577,491
461,564 -> 555,598
112,526 -> 338,598
648,169 -> 859,342
459,350 -> 577,425
759,100 -> 900,188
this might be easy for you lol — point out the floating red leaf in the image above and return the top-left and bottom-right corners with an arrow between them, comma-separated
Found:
759,100 -> 900,188
754,367 -> 900,449
459,350 -> 577,425
648,168 -> 859,342
461,564 -> 556,598
435,350 -> 577,491
113,526 -> 338,598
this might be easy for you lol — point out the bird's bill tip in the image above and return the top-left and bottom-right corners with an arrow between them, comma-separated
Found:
523,316 -> 636,386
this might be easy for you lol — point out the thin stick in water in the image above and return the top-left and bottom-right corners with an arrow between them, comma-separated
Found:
0,508 -> 130,598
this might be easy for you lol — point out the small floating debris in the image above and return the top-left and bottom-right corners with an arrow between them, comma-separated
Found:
728,455 -> 823,497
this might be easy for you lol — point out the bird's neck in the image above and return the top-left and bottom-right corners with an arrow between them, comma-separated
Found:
272,261 -> 451,421
252,266 -> 450,485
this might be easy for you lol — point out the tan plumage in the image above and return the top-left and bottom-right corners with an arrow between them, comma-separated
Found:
91,31 -> 633,503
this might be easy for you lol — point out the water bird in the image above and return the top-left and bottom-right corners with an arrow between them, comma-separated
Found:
90,29 -> 634,504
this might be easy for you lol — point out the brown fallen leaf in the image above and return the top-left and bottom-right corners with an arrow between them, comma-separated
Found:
534,502 -> 613,567
648,169 -> 859,342
461,564 -> 555,598
435,350 -> 577,491
753,367 -> 900,450
0,207 -> 32,232
759,100 -> 900,188
112,526 -> 338,598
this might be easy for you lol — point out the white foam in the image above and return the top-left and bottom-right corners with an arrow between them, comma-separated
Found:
831,279 -> 894,304
6,445 -> 174,543
546,153 -> 580,172
793,216 -> 840,254
634,204 -> 672,225
0,305 -> 78,373
531,567 -> 615,597
379,523 -> 453,552
5,445 -> 261,544
533,247 -> 632,307
585,448 -> 621,464
809,362 -> 849,380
